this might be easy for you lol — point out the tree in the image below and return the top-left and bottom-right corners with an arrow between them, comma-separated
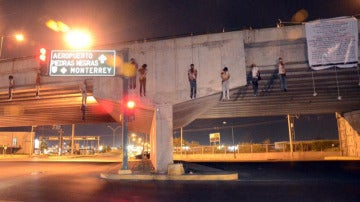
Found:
173,137 -> 182,147
40,140 -> 48,154
189,141 -> 201,147
173,137 -> 200,147
263,138 -> 271,144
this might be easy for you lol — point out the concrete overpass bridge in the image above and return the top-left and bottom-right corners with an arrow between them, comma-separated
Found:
1,22 -> 360,172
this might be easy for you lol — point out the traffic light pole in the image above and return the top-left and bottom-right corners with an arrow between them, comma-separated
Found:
121,77 -> 129,170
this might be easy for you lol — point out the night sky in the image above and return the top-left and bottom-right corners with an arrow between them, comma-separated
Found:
177,114 -> 338,145
1,0 -> 360,57
0,0 -> 357,145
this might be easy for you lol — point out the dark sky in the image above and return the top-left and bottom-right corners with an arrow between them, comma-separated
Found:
1,0 -> 360,57
0,0 -> 356,145
176,114 -> 338,145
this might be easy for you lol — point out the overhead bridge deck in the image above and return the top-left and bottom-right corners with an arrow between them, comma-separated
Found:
0,63 -> 359,130
174,63 -> 360,128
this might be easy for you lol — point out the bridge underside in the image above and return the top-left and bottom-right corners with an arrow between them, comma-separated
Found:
0,81 -> 154,134
0,82 -> 115,127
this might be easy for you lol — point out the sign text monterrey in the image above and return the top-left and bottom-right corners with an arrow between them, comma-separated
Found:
49,50 -> 116,76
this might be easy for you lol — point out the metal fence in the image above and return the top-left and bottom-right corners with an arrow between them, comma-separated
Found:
174,140 -> 339,155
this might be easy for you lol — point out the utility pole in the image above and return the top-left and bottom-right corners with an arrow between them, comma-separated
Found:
58,127 -> 64,156
71,124 -> 75,155
107,125 -> 121,148
121,77 -> 129,170
30,126 -> 37,156
180,127 -> 183,156
0,36 -> 4,58
287,114 -> 299,159
231,126 -> 236,159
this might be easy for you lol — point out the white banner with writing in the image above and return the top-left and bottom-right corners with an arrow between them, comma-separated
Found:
305,17 -> 358,70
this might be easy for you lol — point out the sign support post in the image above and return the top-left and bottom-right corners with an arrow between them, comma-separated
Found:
121,77 -> 129,170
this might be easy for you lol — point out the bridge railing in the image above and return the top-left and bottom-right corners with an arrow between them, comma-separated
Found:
173,140 -> 339,155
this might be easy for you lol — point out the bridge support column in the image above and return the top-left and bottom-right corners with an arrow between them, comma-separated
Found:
150,104 -> 173,173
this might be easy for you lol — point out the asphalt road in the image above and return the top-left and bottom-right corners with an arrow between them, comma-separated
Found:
0,161 -> 359,202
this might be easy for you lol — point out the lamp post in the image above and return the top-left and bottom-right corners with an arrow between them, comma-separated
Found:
223,121 -> 236,158
107,125 -> 121,148
0,33 -> 24,58
0,36 -> 4,58
287,114 -> 299,159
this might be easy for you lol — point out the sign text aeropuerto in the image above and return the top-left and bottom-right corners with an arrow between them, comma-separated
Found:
49,50 -> 116,76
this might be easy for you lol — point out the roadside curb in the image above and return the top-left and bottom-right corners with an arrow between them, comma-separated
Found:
325,156 -> 360,160
100,172 -> 238,181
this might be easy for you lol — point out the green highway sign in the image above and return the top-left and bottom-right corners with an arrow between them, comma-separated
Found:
49,50 -> 116,76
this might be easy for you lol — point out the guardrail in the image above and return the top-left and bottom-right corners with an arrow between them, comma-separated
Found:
174,142 -> 339,155
173,143 -> 340,161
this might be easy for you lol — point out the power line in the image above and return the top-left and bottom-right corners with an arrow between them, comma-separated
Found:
174,119 -> 286,133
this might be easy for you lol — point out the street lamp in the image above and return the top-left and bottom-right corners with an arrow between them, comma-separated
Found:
0,33 -> 25,58
276,19 -> 304,28
223,121 -> 236,158
130,133 -> 137,145
107,125 -> 121,148
64,30 -> 92,49
15,34 -> 24,42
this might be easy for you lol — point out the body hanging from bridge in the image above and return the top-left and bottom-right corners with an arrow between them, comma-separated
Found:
8,75 -> 14,101
139,63 -> 147,96
35,71 -> 41,98
80,80 -> 87,121
80,80 -> 87,106
129,58 -> 138,89
277,57 -> 287,92
188,64 -> 197,99
251,63 -> 260,96
81,104 -> 86,121
221,67 -> 230,100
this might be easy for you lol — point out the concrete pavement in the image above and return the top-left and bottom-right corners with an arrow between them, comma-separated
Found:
0,154 -> 239,181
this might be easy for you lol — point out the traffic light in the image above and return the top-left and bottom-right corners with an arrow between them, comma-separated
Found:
39,48 -> 47,62
38,48 -> 48,75
124,100 -> 136,121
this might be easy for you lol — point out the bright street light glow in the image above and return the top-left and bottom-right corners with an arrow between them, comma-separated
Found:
46,19 -> 70,32
15,34 -> 24,42
86,96 -> 97,104
34,138 -> 40,149
127,100 -> 135,109
64,30 -> 92,49
0,33 -> 25,58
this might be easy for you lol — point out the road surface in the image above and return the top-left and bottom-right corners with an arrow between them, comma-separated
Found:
0,161 -> 359,201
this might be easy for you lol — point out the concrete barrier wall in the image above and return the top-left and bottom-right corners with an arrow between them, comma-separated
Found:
102,32 -> 247,104
0,58 -> 39,88
0,57 -> 96,91
243,25 -> 307,67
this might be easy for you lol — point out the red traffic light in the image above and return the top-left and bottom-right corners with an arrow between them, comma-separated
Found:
126,100 -> 136,109
124,100 -> 136,121
39,48 -> 47,62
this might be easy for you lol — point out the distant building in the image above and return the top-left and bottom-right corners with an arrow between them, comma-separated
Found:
0,132 -> 34,154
